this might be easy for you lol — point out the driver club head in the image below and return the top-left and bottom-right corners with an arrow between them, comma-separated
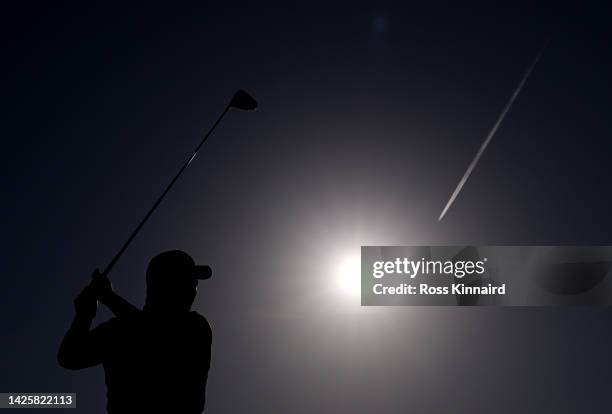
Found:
230,90 -> 258,110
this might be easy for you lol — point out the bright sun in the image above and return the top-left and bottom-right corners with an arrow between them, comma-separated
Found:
335,253 -> 362,300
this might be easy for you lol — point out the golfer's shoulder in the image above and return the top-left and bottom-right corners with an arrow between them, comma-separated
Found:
97,313 -> 144,331
91,317 -> 124,335
188,311 -> 212,338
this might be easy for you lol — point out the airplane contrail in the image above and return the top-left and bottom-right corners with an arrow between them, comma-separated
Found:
438,40 -> 550,221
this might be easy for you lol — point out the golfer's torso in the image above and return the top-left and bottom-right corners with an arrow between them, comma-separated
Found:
102,313 -> 211,413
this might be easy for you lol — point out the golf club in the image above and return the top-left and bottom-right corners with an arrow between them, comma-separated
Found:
100,89 -> 258,278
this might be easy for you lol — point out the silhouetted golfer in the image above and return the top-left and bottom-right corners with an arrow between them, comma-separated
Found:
58,250 -> 213,413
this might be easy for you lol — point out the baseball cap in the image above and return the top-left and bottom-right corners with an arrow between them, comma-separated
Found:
146,250 -> 212,284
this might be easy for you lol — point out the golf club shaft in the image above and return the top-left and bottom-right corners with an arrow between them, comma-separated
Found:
102,103 -> 231,277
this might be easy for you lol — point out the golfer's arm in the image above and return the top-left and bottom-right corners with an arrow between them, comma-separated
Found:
100,291 -> 141,318
57,315 -> 101,370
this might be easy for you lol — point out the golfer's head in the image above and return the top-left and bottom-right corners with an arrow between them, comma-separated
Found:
144,250 -> 211,313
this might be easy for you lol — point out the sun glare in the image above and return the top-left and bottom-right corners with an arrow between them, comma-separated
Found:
335,254 -> 362,300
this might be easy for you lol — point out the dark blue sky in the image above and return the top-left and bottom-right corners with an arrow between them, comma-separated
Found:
2,2 -> 612,413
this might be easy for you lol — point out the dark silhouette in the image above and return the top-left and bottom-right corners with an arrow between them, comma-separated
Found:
58,250 -> 213,413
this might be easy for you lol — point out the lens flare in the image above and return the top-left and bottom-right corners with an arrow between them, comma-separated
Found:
335,254 -> 361,300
